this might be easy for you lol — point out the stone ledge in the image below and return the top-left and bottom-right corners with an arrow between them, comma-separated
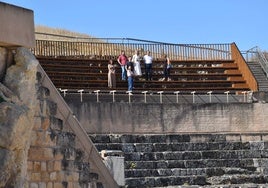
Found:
0,2 -> 35,48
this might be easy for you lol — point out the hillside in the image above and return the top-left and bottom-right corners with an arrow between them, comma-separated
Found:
35,25 -> 102,42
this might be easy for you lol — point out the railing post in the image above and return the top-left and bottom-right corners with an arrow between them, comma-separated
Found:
191,91 -> 196,103
142,91 -> 148,103
241,91 -> 247,103
126,91 -> 132,103
174,91 -> 180,103
78,89 -> 84,102
157,91 -> 164,103
94,90 -> 100,103
109,90 -> 116,103
207,91 -> 212,103
247,91 -> 253,103
224,91 -> 230,103
59,88 -> 68,97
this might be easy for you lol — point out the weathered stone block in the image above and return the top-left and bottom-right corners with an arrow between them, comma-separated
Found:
49,171 -> 57,181
169,134 -> 190,143
153,143 -> 172,152
33,161 -> 41,172
183,151 -> 202,160
54,160 -> 62,171
47,182 -> 53,188
38,182 -> 46,188
167,160 -> 186,168
0,2 -> 35,48
29,183 -> 38,188
250,141 -> 264,150
31,172 -> 41,181
33,117 -> 42,130
41,117 -> 50,130
140,152 -> 155,161
170,143 -> 189,151
47,161 -> 54,172
50,117 -> 63,131
241,135 -> 262,142
134,143 -> 153,152
121,143 -> 135,152
40,171 -> 50,181
28,147 -> 54,160
27,161 -> 33,171
54,182 -> 62,188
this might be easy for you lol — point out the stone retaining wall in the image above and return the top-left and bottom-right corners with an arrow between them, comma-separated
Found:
65,97 -> 268,134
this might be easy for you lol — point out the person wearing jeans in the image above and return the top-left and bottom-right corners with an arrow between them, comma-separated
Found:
127,65 -> 134,91
143,50 -> 153,81
117,50 -> 128,80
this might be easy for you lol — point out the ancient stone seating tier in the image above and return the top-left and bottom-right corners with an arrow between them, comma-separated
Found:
89,134 -> 268,187
37,57 -> 250,94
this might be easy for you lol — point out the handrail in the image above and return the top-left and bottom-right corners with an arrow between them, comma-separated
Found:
59,89 -> 253,103
37,63 -> 119,188
242,46 -> 268,77
32,39 -> 232,61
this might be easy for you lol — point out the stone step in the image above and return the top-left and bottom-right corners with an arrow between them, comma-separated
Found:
93,141 -> 268,153
124,159 -> 257,170
125,174 -> 268,187
123,150 -> 268,161
90,134 -> 268,187
124,167 -> 255,178
89,134 -> 268,144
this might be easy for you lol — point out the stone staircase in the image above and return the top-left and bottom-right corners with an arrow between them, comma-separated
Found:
89,134 -> 268,187
246,61 -> 268,92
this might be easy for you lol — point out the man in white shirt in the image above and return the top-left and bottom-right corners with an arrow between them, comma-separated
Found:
143,51 -> 153,81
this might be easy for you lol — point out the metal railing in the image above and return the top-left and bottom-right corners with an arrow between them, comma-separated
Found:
59,89 -> 254,104
33,33 -> 232,60
242,46 -> 268,77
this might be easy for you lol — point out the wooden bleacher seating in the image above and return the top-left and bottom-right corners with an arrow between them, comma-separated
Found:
37,57 -> 250,94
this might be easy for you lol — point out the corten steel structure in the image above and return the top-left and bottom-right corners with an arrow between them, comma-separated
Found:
32,36 -> 258,94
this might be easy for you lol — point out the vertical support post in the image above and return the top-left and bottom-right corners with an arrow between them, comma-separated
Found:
157,91 -> 164,103
126,91 -> 132,103
142,91 -> 148,103
174,91 -> 180,103
94,90 -> 100,103
78,89 -> 84,102
109,90 -> 116,103
191,91 -> 196,103
207,91 -> 212,103
61,89 -> 68,97
247,91 -> 253,103
224,91 -> 230,103
241,91 -> 247,102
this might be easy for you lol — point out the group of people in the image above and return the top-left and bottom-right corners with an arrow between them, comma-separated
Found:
107,50 -> 172,91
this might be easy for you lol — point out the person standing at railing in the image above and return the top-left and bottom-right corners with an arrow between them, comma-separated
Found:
132,50 -> 142,78
160,54 -> 172,81
117,50 -> 128,81
107,59 -> 116,89
143,50 -> 153,81
127,58 -> 134,92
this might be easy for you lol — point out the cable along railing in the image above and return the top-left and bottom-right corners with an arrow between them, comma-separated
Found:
32,34 -> 232,61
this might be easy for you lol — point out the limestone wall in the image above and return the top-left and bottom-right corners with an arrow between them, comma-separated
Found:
65,99 -> 268,134
0,47 -> 118,187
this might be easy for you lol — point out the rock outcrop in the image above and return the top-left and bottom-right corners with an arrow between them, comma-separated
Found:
0,47 -> 38,187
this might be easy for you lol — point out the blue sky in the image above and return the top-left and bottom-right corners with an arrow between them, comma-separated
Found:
3,0 -> 268,51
